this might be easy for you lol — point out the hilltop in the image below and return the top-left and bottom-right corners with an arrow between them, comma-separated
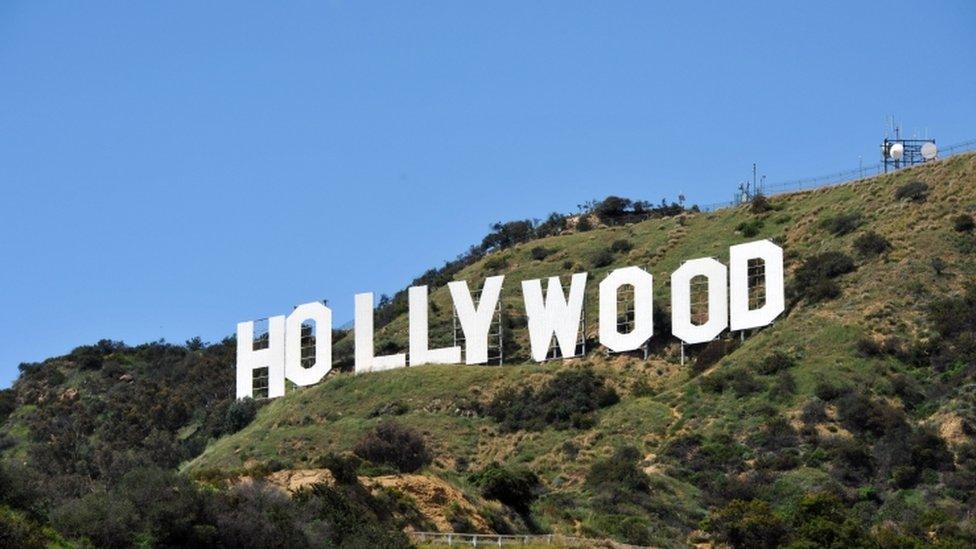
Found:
3,152 -> 976,547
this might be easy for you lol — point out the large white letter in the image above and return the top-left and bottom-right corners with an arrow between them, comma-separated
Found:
599,267 -> 654,353
522,273 -> 587,362
447,276 -> 504,364
409,285 -> 462,365
236,316 -> 285,399
285,301 -> 332,387
671,258 -> 728,344
729,239 -> 785,331
354,292 -> 406,373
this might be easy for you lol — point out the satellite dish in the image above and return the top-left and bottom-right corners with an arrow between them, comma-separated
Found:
889,142 -> 904,160
921,141 -> 938,160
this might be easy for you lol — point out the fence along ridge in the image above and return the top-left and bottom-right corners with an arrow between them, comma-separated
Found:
698,139 -> 976,212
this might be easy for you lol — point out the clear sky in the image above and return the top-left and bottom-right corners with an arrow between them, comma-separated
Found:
1,2 -> 974,387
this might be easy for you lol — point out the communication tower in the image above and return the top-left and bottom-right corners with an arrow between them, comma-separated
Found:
881,118 -> 938,173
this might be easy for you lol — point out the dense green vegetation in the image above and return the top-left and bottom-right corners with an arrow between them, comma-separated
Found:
3,153 -> 976,547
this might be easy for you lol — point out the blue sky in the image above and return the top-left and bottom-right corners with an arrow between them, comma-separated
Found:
1,2 -> 974,387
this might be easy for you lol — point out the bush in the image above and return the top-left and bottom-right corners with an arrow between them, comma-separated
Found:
590,248 -> 614,268
894,180 -> 929,202
52,492 -> 139,548
353,421 -> 431,473
610,239 -> 633,253
576,215 -> 593,232
770,371 -> 797,399
814,381 -> 848,401
529,246 -> 554,261
756,351 -> 794,375
586,446 -> 649,494
953,214 -> 974,232
855,336 -> 883,357
223,398 -> 258,434
835,391 -> 906,437
317,453 -> 361,484
700,369 -> 764,397
487,368 -> 619,431
730,370 -> 764,397
801,399 -> 828,424
820,212 -> 863,236
703,499 -> 787,549
483,254 -> 508,272
853,231 -> 891,257
0,508 -> 48,549
792,251 -> 855,303
0,389 -> 15,425
750,194 -> 772,213
469,463 -> 540,512
736,219 -> 764,237
368,400 -> 408,418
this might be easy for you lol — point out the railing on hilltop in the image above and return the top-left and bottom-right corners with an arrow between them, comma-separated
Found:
698,139 -> 976,212
407,531 -> 640,547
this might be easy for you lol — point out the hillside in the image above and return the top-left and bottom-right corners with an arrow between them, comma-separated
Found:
4,152 -> 976,547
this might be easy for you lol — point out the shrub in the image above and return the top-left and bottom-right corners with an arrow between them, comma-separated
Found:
829,438 -> 875,483
820,212 -> 863,236
756,351 -> 794,375
529,246 -> 553,261
610,239 -> 633,253
750,194 -> 772,213
444,502 -> 477,533
814,381 -> 848,401
703,499 -> 787,549
770,371 -> 797,399
855,336 -> 883,357
483,254 -> 508,272
853,231 -> 891,257
800,399 -> 828,424
223,398 -> 258,434
792,251 -> 855,303
952,214 -> 974,232
894,180 -> 929,202
835,391 -> 906,436
730,370 -> 764,397
317,453 -> 361,484
736,219 -> 764,237
576,215 -> 593,232
586,446 -> 649,493
487,368 -> 619,431
0,389 -> 15,424
469,463 -> 540,512
353,421 -> 431,473
590,248 -> 614,268
701,369 -> 764,396
0,508 -> 48,549
790,491 -> 867,547
930,257 -> 947,275
51,492 -> 140,548
368,400 -> 408,418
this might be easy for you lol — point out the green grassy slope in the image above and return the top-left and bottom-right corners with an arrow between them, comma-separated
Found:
184,153 -> 976,546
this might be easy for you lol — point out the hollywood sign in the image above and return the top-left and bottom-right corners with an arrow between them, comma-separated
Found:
236,239 -> 784,399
